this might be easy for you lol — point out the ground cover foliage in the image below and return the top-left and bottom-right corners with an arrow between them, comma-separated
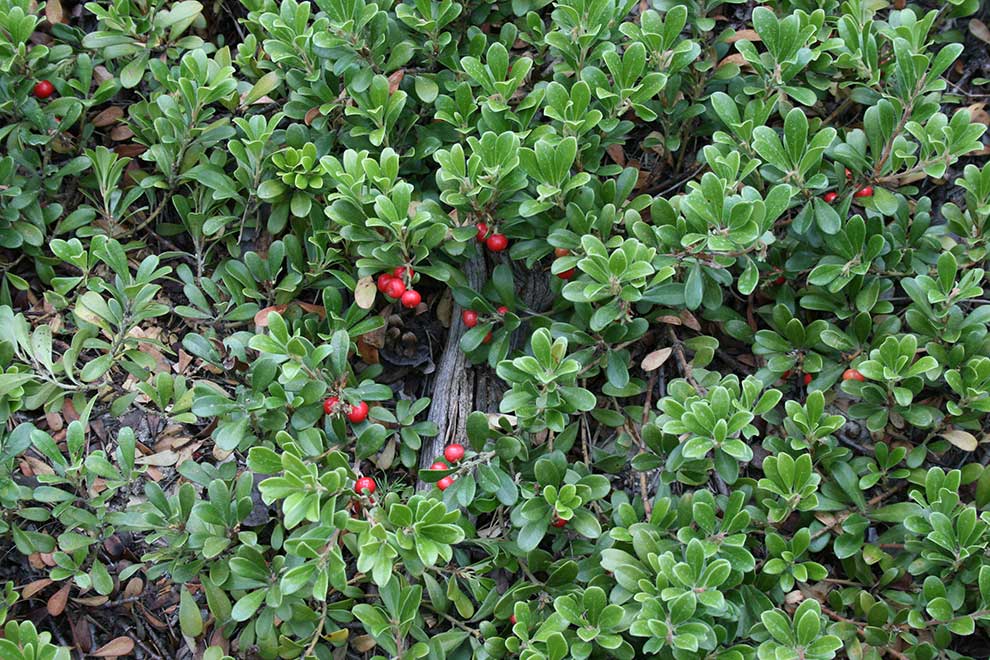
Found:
2,0 -> 990,657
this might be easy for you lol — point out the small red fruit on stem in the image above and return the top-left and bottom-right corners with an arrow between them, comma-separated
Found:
774,275 -> 786,285
444,443 -> 465,463
401,289 -> 421,308
430,461 -> 448,470
553,247 -> 570,257
482,331 -> 493,344
355,477 -> 376,495
385,278 -> 406,299
347,401 -> 370,423
475,223 -> 489,243
486,233 -> 508,252
509,615 -> 517,624
557,268 -> 576,280
854,186 -> 874,198
377,274 -> 394,293
437,476 -> 454,491
803,373 -> 813,386
843,369 -> 865,382
551,515 -> 567,528
323,397 -> 339,415
823,192 -> 838,204
497,306 -> 509,315
462,310 -> 479,328
33,80 -> 54,99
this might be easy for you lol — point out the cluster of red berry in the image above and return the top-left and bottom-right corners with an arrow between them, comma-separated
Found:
475,223 -> 508,252
460,307 -> 509,343
429,443 -> 465,491
323,396 -> 370,423
822,169 -> 874,204
376,266 -> 421,308
553,248 -> 575,280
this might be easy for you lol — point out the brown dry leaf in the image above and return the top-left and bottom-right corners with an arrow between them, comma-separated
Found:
175,349 -> 193,374
606,144 -> 625,166
641,347 -> 673,371
45,411 -> 64,432
784,590 -> 805,605
717,53 -> 748,70
942,429 -> 978,452
92,636 -> 136,657
134,450 -> 180,466
22,578 -> 53,599
969,19 -> 990,45
656,315 -> 682,326
29,553 -> 46,570
387,69 -> 405,95
375,437 -> 396,469
72,595 -> 109,606
92,107 -> 124,127
114,144 -> 146,158
356,334 -> 381,365
47,583 -> 70,616
71,615 -> 94,653
354,276 -> 377,309
352,635 -> 378,653
23,456 -> 55,476
110,125 -> 135,141
724,29 -> 760,43
679,310 -> 701,331
966,102 -> 989,127
304,106 -> 321,126
254,304 -> 288,327
297,302 -> 327,318
124,578 -> 144,599
45,0 -> 65,24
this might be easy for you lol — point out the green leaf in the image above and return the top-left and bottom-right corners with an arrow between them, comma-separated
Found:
180,588 -> 204,638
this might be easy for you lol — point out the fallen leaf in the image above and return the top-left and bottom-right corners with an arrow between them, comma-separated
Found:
969,18 -> 990,45
134,450 -> 180,466
304,106 -> 321,126
966,102 -> 989,127
92,107 -> 124,127
47,583 -> 70,616
354,276 -> 377,309
91,636 -> 135,657
679,310 -> 701,331
606,144 -> 625,166
641,347 -> 673,371
22,578 -> 53,599
296,302 -> 327,318
387,69 -> 405,95
254,304 -> 288,327
724,29 -> 760,43
110,125 -> 135,141
45,0 -> 65,24
942,429 -> 978,452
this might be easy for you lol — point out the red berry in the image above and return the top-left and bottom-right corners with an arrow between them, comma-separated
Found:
482,331 -> 493,344
823,192 -> 838,204
401,289 -> 421,308
444,443 -> 465,463
844,168 -> 852,179
497,306 -> 509,315
551,515 -> 567,528
393,266 -> 413,280
803,373 -> 813,385
854,186 -> 874,198
430,461 -> 448,470
385,278 -> 406,299
377,274 -> 395,293
843,368 -> 865,382
486,234 -> 508,252
553,247 -> 570,258
475,223 -> 489,242
509,614 -> 517,624
781,370 -> 792,379
461,310 -> 479,328
355,477 -> 376,495
437,476 -> 454,491
323,397 -> 339,415
774,275 -> 786,285
347,401 -> 369,423
33,80 -> 54,99
557,268 -> 576,280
